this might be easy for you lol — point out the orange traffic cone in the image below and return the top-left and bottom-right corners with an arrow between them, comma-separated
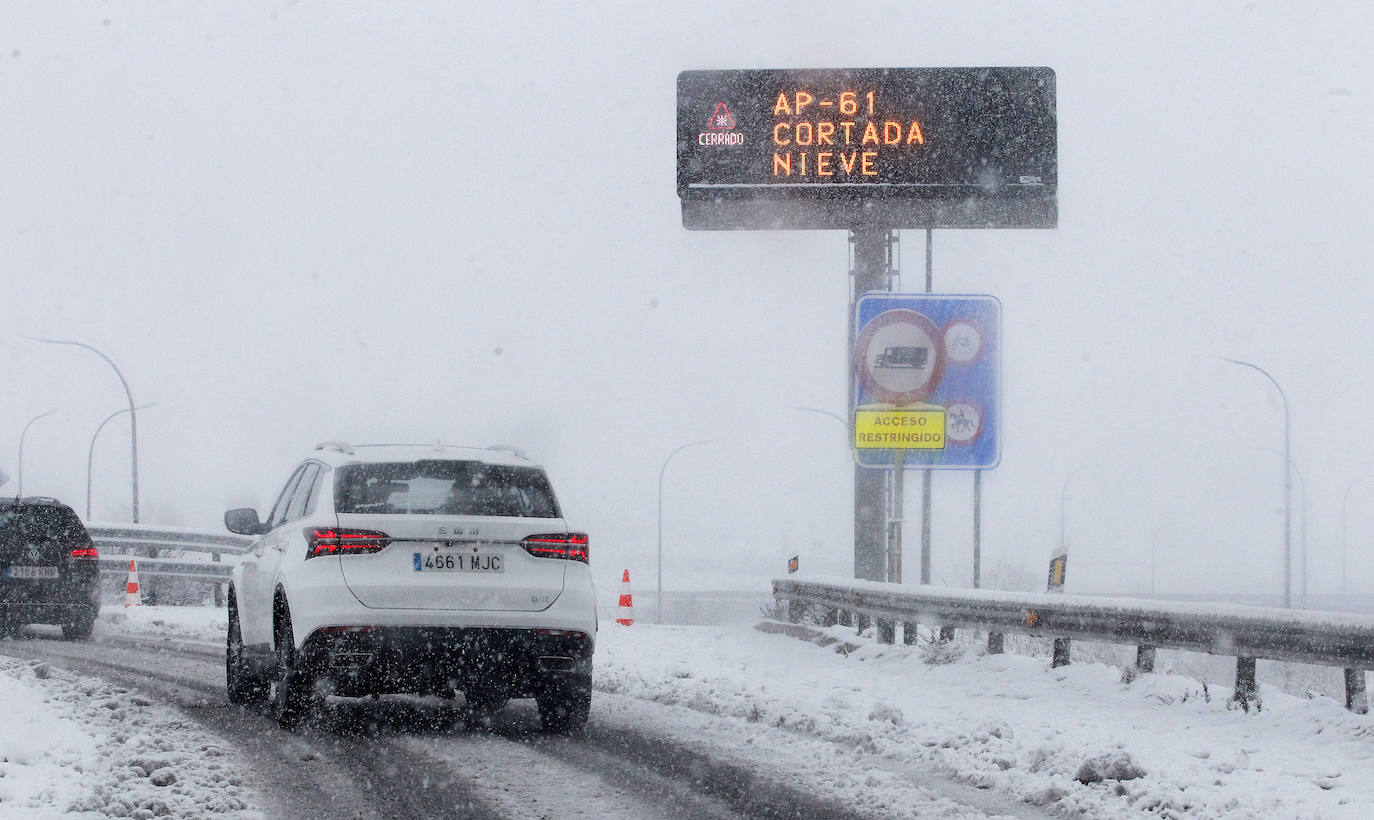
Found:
616,569 -> 634,626
124,559 -> 142,608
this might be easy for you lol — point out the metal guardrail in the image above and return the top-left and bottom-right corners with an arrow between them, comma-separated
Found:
88,523 -> 254,556
773,575 -> 1374,714
96,554 -> 232,581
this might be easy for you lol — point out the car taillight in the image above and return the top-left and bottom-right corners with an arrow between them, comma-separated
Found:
522,533 -> 589,563
69,546 -> 99,559
306,528 -> 391,559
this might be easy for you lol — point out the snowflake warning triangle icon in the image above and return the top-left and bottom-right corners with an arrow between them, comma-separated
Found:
705,102 -> 736,130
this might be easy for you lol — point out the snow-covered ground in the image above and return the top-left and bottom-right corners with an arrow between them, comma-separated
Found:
0,620 -> 261,818
7,604 -> 1373,818
597,622 -> 1374,818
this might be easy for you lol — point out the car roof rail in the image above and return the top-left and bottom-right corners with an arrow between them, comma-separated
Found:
19,496 -> 62,506
485,444 -> 529,460
314,440 -> 355,455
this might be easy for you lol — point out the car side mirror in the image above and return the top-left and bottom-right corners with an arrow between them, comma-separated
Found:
225,508 -> 268,536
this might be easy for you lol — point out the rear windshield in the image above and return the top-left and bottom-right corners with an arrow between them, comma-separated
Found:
0,505 -> 89,546
334,461 -> 561,518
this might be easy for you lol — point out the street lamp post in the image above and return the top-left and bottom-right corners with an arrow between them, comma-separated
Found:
1342,475 -> 1374,596
1059,462 -> 1102,549
88,404 -> 155,520
30,338 -> 141,522
1150,523 -> 1173,599
657,440 -> 712,624
1247,447 -> 1307,608
17,410 -> 58,497
1218,356 -> 1291,607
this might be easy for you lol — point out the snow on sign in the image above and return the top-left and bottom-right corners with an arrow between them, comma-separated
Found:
677,67 -> 1057,230
852,294 -> 1001,469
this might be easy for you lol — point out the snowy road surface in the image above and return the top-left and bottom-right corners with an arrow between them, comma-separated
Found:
4,605 -> 1373,817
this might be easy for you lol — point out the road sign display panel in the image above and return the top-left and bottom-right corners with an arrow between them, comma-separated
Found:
677,67 -> 1057,230
852,294 -> 1001,469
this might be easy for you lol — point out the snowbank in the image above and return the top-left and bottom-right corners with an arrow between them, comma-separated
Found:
0,649 -> 261,818
596,622 -> 1374,818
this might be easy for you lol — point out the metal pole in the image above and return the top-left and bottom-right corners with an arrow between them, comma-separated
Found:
657,439 -> 711,624
921,228 -> 933,585
973,471 -> 982,588
88,403 -> 155,520
1341,475 -> 1373,596
1059,462 -> 1100,547
1150,523 -> 1171,599
1219,357 -> 1291,607
850,229 -> 896,583
890,451 -> 904,582
30,338 -> 140,522
17,410 -> 57,497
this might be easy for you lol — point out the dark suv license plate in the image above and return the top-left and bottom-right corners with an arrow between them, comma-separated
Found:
7,566 -> 59,579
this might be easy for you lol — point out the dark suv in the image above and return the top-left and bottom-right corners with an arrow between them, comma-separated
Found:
0,498 -> 101,639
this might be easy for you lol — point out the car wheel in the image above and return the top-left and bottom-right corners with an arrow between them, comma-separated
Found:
61,608 -> 96,641
272,609 -> 313,729
536,674 -> 591,735
226,599 -> 266,706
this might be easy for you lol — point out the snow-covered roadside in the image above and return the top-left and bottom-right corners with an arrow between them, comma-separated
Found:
596,622 -> 1374,819
0,652 -> 262,820
61,604 -> 1374,818
95,604 -> 226,644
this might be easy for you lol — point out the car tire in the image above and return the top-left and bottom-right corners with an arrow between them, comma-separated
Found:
61,609 -> 96,641
536,674 -> 591,735
226,599 -> 266,706
272,609 -> 314,729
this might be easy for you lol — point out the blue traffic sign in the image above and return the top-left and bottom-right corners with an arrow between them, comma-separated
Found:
852,294 -> 1001,470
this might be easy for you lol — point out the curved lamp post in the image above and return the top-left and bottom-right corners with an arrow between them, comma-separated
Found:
1059,462 -> 1103,548
1150,522 -> 1176,599
795,406 -> 848,429
17,409 -> 58,497
1217,356 -> 1291,607
1247,447 -> 1306,608
657,439 -> 712,624
88,403 -> 155,520
1342,475 -> 1374,596
29,338 -> 140,522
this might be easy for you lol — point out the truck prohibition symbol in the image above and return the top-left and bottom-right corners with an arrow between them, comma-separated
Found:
875,346 -> 928,369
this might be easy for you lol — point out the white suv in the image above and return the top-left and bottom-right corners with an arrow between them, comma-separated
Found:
223,442 -> 595,732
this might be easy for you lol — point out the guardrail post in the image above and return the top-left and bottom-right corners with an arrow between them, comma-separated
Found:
877,620 -> 895,644
822,607 -> 839,627
1135,645 -> 1155,673
1051,637 -> 1071,668
1345,668 -> 1368,714
212,551 -> 224,607
902,621 -> 916,645
987,632 -> 1004,654
1233,657 -> 1258,710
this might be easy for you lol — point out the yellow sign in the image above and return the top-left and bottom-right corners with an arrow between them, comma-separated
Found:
854,409 -> 946,449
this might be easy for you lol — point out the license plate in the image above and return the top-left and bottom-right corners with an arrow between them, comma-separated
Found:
413,552 -> 503,573
7,566 -> 58,579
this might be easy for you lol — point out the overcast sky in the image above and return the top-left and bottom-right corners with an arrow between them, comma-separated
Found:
3,2 -> 1373,602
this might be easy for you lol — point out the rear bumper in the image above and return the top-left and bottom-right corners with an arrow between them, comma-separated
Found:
284,565 -> 598,649
297,626 -> 593,698
0,585 -> 100,626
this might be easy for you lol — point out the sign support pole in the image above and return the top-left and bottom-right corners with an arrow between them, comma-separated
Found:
850,229 -> 896,587
973,471 -> 982,588
921,228 -> 934,587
